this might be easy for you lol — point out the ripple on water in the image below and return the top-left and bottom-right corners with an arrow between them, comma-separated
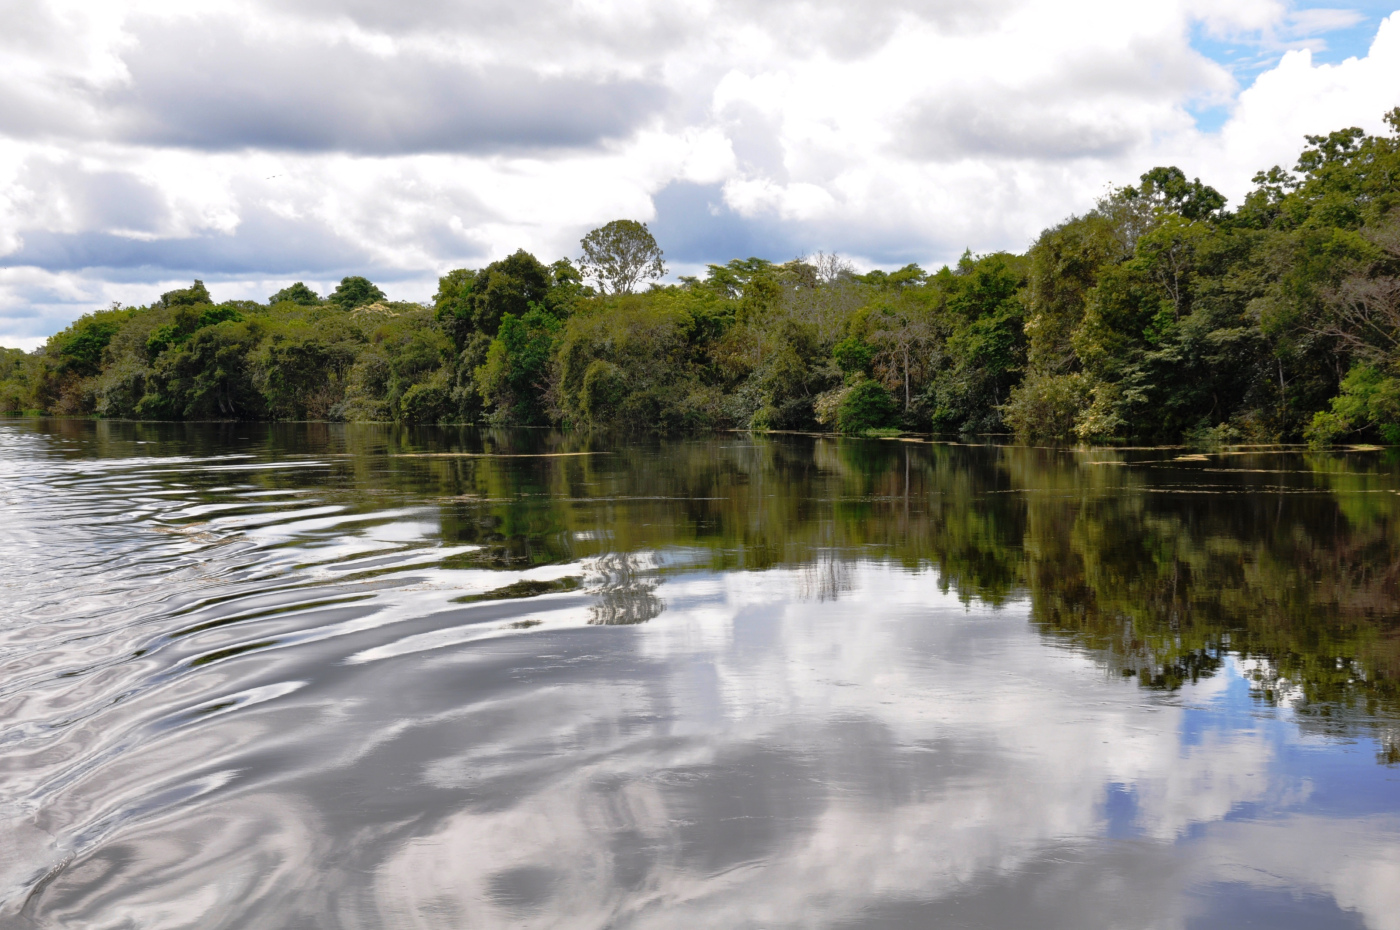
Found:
2,421 -> 1399,930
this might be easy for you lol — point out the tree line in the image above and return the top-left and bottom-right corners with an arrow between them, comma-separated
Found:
5,112 -> 1400,445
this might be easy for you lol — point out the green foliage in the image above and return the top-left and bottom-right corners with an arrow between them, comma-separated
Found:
1025,212 -> 1122,376
399,373 -> 453,423
434,251 -> 564,352
1001,372 -> 1091,442
836,379 -> 898,433
556,295 -> 718,431
159,280 -> 212,309
143,298 -> 244,359
477,308 -> 562,424
253,316 -> 361,419
861,263 -> 929,290
48,306 -> 131,377
580,360 -> 627,422
269,282 -> 322,306
146,324 -> 182,358
199,305 -> 243,328
579,220 -> 666,295
1307,364 -> 1400,445
0,347 -> 36,414
473,251 -> 553,335
0,347 -> 25,379
139,320 -> 265,419
925,252 -> 1028,434
432,267 -> 479,347
833,335 -> 874,378
1128,166 -> 1227,221
329,276 -> 386,309
683,257 -> 774,300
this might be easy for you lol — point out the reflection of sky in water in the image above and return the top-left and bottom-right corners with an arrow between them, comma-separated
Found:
6,422 -> 1400,929
359,562 -> 1400,929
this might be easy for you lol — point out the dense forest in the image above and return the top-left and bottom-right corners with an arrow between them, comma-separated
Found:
5,109 -> 1400,445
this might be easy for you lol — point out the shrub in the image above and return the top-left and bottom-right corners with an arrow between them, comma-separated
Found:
580,360 -> 627,423
1002,372 -> 1090,442
399,375 -> 452,422
1305,364 -> 1400,447
813,385 -> 847,428
556,300 -> 708,431
836,379 -> 898,433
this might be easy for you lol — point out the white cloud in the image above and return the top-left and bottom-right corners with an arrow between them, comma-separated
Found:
1211,12 -> 1400,196
0,0 -> 1398,348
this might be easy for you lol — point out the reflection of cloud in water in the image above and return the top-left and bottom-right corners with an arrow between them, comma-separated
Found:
366,563 -> 1390,929
1195,815 -> 1400,930
14,426 -> 1400,928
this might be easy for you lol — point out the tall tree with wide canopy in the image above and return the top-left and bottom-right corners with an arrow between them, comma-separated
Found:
579,220 -> 666,295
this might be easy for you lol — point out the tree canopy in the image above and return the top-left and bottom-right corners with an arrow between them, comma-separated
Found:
329,276 -> 386,309
578,220 -> 667,295
270,282 -> 322,306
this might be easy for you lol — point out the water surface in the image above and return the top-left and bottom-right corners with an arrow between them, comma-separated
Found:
2,420 -> 1399,929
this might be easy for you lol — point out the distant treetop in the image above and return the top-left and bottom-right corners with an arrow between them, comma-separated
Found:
159,280 -> 212,309
328,276 -> 386,309
269,282 -> 322,306
1126,166 -> 1226,221
579,220 -> 666,295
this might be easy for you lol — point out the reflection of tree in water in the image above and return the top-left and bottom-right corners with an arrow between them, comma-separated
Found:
797,552 -> 854,602
1018,458 -> 1400,759
415,428 -> 1400,756
587,552 -> 664,626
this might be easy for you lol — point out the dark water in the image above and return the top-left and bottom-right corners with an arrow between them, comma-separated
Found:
2,420 -> 1399,930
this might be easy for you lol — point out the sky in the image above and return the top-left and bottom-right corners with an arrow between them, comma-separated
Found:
1,0 -> 1399,351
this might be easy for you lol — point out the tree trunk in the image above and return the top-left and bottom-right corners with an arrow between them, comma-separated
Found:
903,343 -> 910,411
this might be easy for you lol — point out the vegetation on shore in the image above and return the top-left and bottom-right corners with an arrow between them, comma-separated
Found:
5,113 -> 1400,445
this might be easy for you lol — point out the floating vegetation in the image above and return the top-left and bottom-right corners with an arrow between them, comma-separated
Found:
454,576 -> 583,604
395,452 -> 608,458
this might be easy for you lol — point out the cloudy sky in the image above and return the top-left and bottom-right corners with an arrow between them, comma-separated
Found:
2,0 -> 1399,350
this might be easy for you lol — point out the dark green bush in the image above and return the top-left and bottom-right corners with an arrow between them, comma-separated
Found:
581,360 -> 627,424
836,380 -> 898,433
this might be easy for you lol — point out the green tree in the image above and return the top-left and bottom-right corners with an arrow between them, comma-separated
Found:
329,276 -> 386,309
556,295 -> 720,432
1307,364 -> 1400,444
432,268 -> 479,348
477,308 -> 562,424
1001,372 -> 1091,441
269,282 -> 322,306
833,335 -> 875,379
836,379 -> 898,433
159,280 -> 213,309
47,305 -> 131,377
252,318 -> 360,420
436,250 -> 554,343
139,320 -> 264,419
1129,166 -> 1227,221
579,220 -> 667,295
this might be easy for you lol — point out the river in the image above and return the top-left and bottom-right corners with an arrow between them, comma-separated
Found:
1,419 -> 1398,928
